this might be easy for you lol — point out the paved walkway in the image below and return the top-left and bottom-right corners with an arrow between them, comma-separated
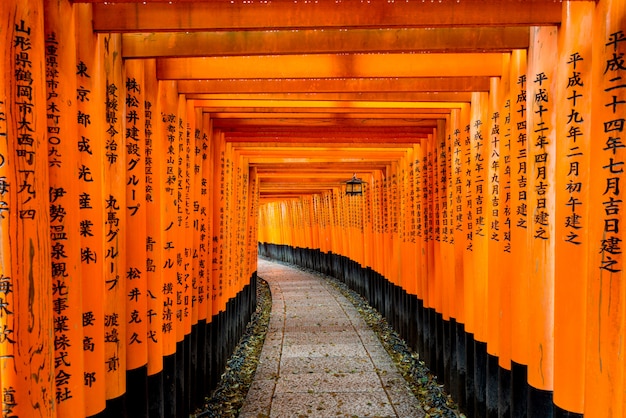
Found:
239,259 -> 424,418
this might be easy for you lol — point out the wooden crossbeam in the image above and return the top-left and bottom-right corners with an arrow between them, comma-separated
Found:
91,1 -> 564,32
122,27 -> 529,58
176,78 -> 489,94
157,53 -> 504,79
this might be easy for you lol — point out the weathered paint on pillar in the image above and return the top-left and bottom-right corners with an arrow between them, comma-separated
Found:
44,0 -> 86,413
527,26 -> 557,409
1,0 -> 54,415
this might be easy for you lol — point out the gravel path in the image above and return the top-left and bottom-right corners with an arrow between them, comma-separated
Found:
238,259 -> 425,418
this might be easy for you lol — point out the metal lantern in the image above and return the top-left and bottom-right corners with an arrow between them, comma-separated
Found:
345,173 -> 365,196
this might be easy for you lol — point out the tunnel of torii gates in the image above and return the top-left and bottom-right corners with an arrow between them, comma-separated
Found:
0,0 -> 625,417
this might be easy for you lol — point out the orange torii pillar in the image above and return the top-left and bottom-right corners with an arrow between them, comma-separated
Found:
585,0 -> 626,416
469,91 -> 489,417
144,58 -> 166,416
0,1 -> 54,416
450,105 -> 469,407
497,54 -> 514,417
174,93 -> 189,417
486,76 -> 503,418
75,4 -> 107,416
554,2 -> 592,416
187,104 -> 202,412
192,108 -> 208,408
44,1 -> 86,415
100,32 -> 128,412
157,79 -> 180,417
412,142 -> 428,363
508,47 -> 530,418
210,129 -> 227,387
527,25 -> 557,417
124,59 -> 149,415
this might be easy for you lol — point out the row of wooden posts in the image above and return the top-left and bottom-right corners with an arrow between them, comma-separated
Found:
259,2 -> 626,417
1,1 -> 260,416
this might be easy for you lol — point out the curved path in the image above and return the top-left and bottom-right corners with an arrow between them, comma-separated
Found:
239,259 -> 425,418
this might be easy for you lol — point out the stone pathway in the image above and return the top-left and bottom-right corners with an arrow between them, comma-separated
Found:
239,259 -> 425,418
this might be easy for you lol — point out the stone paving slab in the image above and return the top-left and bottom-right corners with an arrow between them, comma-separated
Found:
239,259 -> 424,418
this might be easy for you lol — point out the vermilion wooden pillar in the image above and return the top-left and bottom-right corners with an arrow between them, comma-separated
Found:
554,2 -> 592,416
75,4 -> 107,416
143,58 -> 166,417
497,52 -> 513,417
44,0 -> 86,415
508,47 -> 530,418
0,0 -> 54,416
585,0 -> 626,416
157,79 -> 180,417
124,58 -> 149,415
201,113 -> 214,324
100,31 -> 128,408
527,25 -> 558,417
486,75 -> 503,418
469,91 -> 489,418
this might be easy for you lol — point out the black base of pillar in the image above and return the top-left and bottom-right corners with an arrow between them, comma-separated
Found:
511,361 -> 528,418
148,371 -> 164,418
528,385 -> 554,418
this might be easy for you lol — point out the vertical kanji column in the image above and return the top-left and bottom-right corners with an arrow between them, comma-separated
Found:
469,91 -> 489,418
527,26 -> 558,416
124,58 -> 149,415
100,32 -> 127,408
508,48 -> 530,418
1,1 -> 54,416
44,0 -> 86,414
143,58 -> 165,417
75,4 -> 106,416
450,105 -> 467,406
158,79 -> 179,417
498,53 -> 513,417
554,2 -> 593,416
585,0 -> 626,416
485,74 -> 503,417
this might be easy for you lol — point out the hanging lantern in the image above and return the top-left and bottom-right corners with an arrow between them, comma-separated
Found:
345,173 -> 366,196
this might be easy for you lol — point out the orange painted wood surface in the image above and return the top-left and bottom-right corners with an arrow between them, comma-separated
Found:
44,0 -> 86,413
1,0 -> 55,415
100,32 -> 127,401
143,59 -> 165,376
124,59 -> 148,371
75,4 -> 107,415
527,25 -> 558,394
585,0 -> 626,416
553,1 -> 593,413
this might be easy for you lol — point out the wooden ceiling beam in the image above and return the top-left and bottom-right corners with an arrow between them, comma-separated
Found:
122,27 -> 529,58
186,92 -> 476,102
176,78 -> 490,94
223,126 -> 429,137
91,1 -> 564,32
157,53 -> 504,79
192,99 -> 459,111
211,117 -> 439,129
